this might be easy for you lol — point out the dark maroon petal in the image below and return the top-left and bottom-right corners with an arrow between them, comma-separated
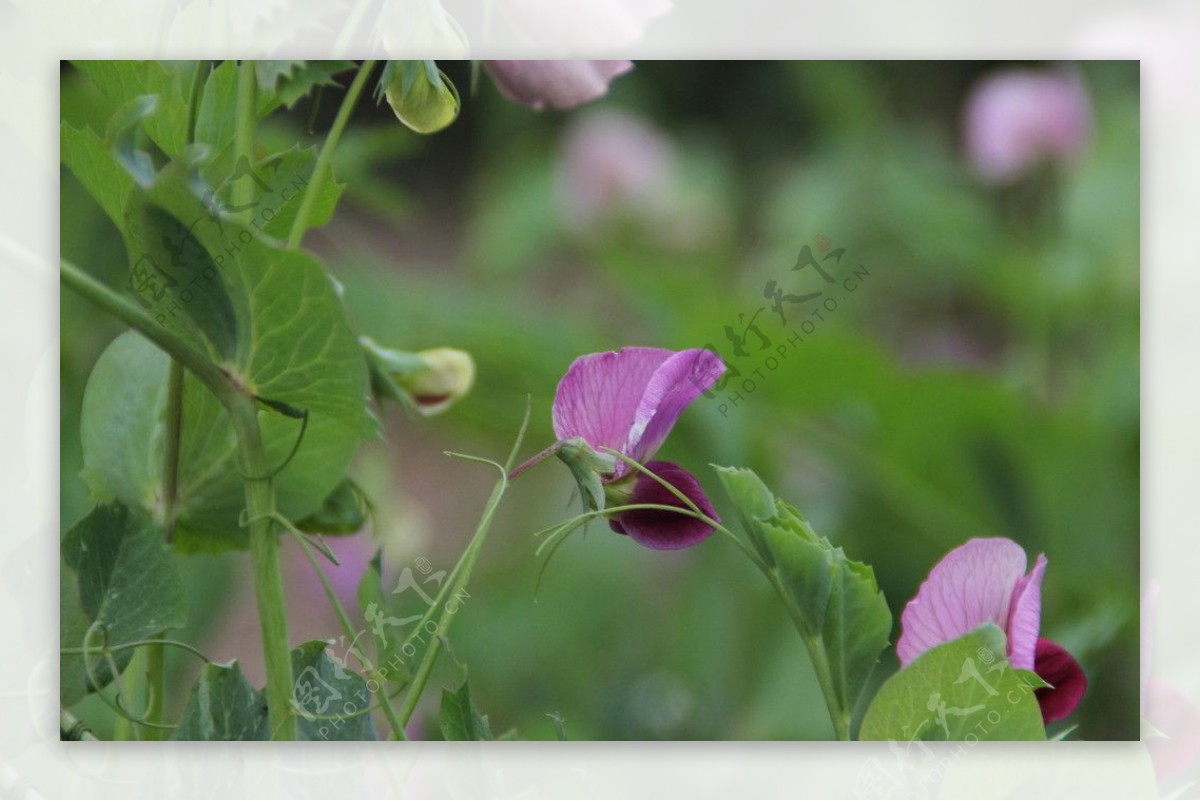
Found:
610,461 -> 717,550
1034,638 -> 1087,723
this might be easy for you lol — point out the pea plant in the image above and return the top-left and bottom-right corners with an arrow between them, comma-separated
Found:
60,60 -> 1085,741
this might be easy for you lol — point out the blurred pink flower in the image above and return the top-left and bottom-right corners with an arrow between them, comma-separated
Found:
483,60 -> 632,110
962,68 -> 1092,184
557,109 -> 675,229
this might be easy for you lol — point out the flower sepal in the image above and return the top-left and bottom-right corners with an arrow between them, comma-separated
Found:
555,437 -> 617,513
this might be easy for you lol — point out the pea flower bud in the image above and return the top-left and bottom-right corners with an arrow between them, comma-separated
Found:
383,60 -> 461,134
361,338 -> 475,416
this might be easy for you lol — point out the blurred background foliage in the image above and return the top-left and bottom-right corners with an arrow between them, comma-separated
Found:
61,60 -> 1138,740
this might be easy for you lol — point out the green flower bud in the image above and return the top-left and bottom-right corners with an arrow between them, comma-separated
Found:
383,60 -> 461,135
362,338 -> 475,416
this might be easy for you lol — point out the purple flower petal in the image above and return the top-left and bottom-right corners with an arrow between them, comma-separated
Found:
608,460 -> 717,550
896,538 -> 1029,667
553,347 -> 674,458
483,60 -> 633,111
1033,638 -> 1087,723
552,347 -> 724,476
1006,553 -> 1047,671
628,348 -> 725,464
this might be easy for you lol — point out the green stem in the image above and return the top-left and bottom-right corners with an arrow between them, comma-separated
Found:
286,59 -> 377,248
228,398 -> 296,740
63,638 -> 212,662
396,471 -> 506,729
60,708 -> 99,741
142,359 -> 185,740
766,571 -> 851,741
142,641 -> 166,740
59,259 -> 229,394
285,523 -> 408,740
238,61 -> 296,740
186,60 -> 211,143
233,60 -> 257,211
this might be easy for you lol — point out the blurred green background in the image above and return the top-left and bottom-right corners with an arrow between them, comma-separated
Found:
61,60 -> 1139,740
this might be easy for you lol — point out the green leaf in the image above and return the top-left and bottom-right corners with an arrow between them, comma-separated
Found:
74,60 -> 192,157
859,624 -> 1047,742
255,61 -> 305,91
440,681 -> 494,741
760,516 -> 833,631
296,479 -> 369,535
822,550 -> 892,722
712,465 -> 891,717
81,331 -> 368,552
60,502 -> 187,695
710,465 -> 780,568
59,562 -> 93,706
193,59 -> 239,160
230,146 -> 344,240
257,60 -> 355,113
290,640 -> 378,740
60,120 -> 135,229
121,196 -> 241,361
142,161 -> 373,436
170,644 -> 379,740
171,661 -> 271,740
78,152 -> 373,550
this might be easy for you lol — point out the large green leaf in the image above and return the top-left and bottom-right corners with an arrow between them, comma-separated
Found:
81,332 -> 368,551
73,60 -> 194,157
859,624 -> 1047,742
60,502 -> 187,698
140,160 -> 372,434
171,661 -> 271,740
440,681 -> 494,741
713,465 -> 891,718
77,150 -> 373,550
290,640 -> 378,741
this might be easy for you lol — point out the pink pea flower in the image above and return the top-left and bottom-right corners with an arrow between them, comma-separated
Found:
552,347 -> 725,549
483,60 -> 633,111
962,68 -> 1092,184
897,537 -> 1086,724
